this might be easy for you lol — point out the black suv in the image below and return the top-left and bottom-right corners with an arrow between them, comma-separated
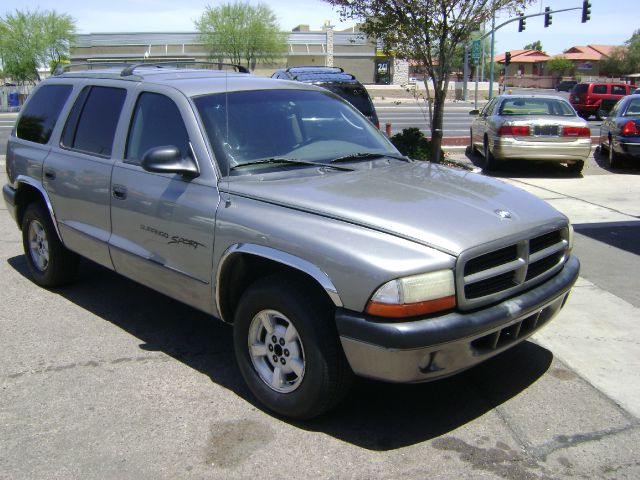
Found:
272,66 -> 379,127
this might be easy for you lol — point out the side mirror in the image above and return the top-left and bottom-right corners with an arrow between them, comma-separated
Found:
469,109 -> 480,116
141,146 -> 200,178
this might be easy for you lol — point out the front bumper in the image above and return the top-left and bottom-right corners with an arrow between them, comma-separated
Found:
336,255 -> 580,383
492,138 -> 591,161
2,184 -> 18,222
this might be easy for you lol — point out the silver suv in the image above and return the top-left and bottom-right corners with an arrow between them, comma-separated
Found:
3,63 -> 580,419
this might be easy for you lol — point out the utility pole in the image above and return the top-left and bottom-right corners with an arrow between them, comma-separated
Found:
488,12 -> 496,99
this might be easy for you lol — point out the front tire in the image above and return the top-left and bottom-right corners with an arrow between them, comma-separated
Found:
21,202 -> 79,287
233,275 -> 352,419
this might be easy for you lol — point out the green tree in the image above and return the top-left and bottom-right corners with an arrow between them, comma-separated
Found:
0,9 -> 75,83
195,2 -> 287,70
546,56 -> 574,77
324,0 -> 534,162
524,40 -> 543,51
600,30 -> 640,76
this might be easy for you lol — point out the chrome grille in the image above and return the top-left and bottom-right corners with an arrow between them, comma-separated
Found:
457,227 -> 569,309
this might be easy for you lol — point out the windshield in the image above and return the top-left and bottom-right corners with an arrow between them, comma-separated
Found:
193,89 -> 396,175
498,98 -> 576,116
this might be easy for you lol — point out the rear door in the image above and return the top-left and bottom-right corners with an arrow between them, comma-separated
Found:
108,88 -> 220,313
43,83 -> 127,268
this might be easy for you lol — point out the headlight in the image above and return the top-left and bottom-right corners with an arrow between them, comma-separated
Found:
365,270 -> 456,318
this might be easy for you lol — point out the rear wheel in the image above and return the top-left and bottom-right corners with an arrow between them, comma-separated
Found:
567,160 -> 584,174
483,138 -> 498,171
233,275 -> 352,419
21,202 -> 79,287
607,138 -> 620,169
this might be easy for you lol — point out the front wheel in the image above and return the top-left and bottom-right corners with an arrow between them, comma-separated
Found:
21,202 -> 79,287
233,275 -> 352,419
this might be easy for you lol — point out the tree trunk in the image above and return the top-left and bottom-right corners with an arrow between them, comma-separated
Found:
430,80 -> 447,163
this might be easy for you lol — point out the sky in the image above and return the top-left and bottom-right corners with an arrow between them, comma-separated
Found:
2,0 -> 636,55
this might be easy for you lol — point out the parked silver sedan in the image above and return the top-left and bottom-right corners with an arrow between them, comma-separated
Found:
470,95 -> 592,173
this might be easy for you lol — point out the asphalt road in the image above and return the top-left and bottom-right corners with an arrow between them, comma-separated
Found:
1,151 -> 639,478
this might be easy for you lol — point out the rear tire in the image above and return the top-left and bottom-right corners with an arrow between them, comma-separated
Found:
21,202 -> 79,287
483,138 -> 498,171
567,160 -> 584,174
233,275 -> 352,419
607,138 -> 620,169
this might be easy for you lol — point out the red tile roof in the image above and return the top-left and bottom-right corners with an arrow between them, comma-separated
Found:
494,49 -> 550,64
555,45 -> 618,61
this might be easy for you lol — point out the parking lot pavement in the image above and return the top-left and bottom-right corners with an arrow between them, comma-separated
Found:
1,166 -> 640,479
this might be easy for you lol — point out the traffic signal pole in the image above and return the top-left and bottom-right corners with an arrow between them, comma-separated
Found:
465,5 -> 587,100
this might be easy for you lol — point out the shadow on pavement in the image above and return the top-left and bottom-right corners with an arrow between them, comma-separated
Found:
592,146 -> 640,175
464,146 -> 586,179
7,254 -> 553,451
575,221 -> 640,256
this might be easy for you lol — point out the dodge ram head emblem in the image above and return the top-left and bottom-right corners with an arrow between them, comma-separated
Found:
495,209 -> 512,219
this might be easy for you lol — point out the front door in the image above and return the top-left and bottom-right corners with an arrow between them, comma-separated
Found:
109,90 -> 220,313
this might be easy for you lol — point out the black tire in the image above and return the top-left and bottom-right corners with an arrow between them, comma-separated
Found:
607,138 -> 620,169
21,202 -> 79,287
567,160 -> 584,174
483,138 -> 498,171
469,129 -> 477,156
233,274 -> 352,420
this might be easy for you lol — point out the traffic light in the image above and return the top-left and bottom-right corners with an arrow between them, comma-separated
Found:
518,13 -> 526,32
582,1 -> 591,23
544,7 -> 552,28
505,51 -> 511,66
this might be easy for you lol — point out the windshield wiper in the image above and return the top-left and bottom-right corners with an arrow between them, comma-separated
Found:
230,158 -> 352,171
329,152 -> 410,164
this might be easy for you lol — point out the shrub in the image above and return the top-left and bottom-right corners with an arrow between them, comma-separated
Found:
390,127 -> 443,161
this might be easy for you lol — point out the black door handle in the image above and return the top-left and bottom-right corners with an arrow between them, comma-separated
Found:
44,169 -> 56,180
112,185 -> 127,200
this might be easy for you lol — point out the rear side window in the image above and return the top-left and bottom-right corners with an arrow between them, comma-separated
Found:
62,86 -> 127,157
611,85 -> 627,96
592,85 -> 607,94
125,92 -> 190,164
572,84 -> 588,94
16,85 -> 73,144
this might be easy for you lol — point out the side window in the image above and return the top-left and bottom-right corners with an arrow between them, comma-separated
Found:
61,86 -> 127,157
611,85 -> 626,95
592,85 -> 607,94
125,92 -> 190,164
16,84 -> 73,144
481,98 -> 497,116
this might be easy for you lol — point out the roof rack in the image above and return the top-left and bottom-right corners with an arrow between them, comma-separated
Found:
120,61 -> 250,77
52,61 -> 250,77
52,62 -> 130,76
286,66 -> 344,73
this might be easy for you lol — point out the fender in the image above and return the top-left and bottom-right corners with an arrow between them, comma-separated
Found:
216,243 -> 343,321
15,175 -> 63,241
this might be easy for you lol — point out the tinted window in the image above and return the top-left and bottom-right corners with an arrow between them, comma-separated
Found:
16,85 -> 72,144
126,92 -> 190,163
592,85 -> 607,94
62,86 -> 126,156
322,84 -> 374,117
611,85 -> 627,96
572,83 -> 588,94
624,98 -> 640,116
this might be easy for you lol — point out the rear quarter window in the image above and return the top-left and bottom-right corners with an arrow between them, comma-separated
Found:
572,84 -> 588,94
16,84 -> 73,144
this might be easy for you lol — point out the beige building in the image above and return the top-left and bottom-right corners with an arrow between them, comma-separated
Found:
69,25 -> 396,85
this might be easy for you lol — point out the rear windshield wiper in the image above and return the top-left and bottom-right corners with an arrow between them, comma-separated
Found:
329,152 -> 410,164
230,158 -> 352,171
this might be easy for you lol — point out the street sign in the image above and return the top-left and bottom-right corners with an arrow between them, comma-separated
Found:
471,40 -> 481,64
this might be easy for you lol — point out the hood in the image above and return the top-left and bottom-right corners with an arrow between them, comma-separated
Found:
223,162 -> 567,255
